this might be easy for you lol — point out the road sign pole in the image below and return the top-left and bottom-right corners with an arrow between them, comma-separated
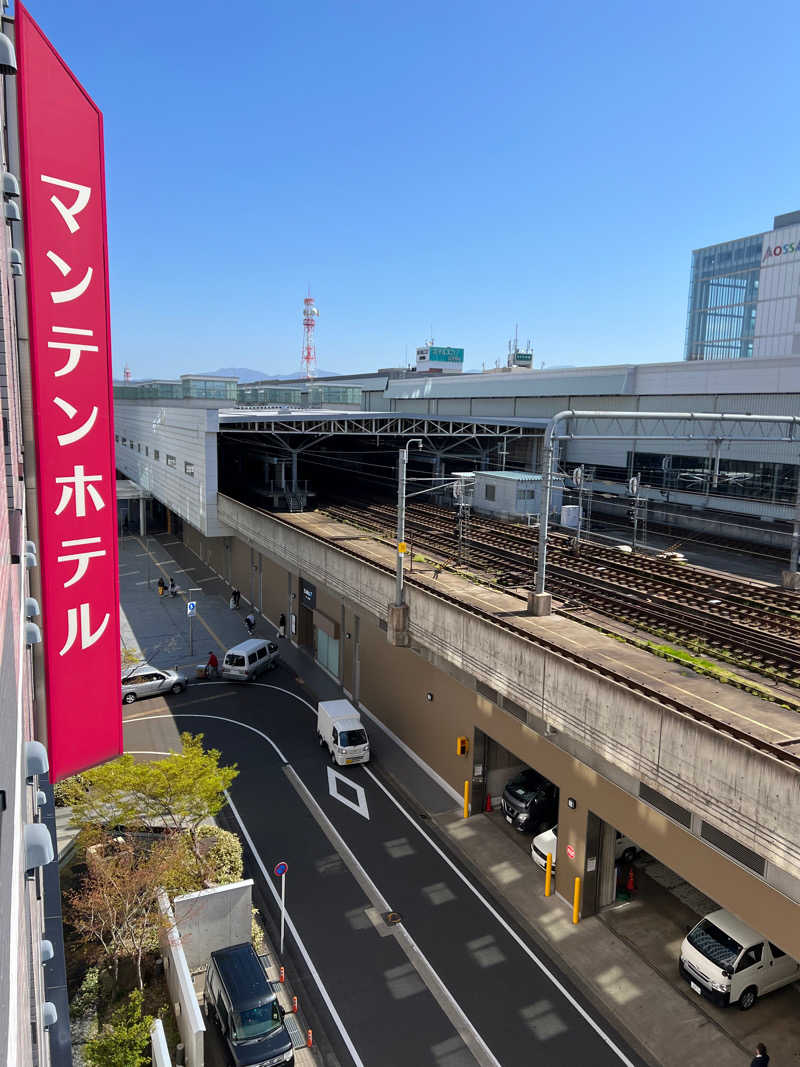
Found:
188,614 -> 193,656
280,872 -> 286,956
273,861 -> 289,956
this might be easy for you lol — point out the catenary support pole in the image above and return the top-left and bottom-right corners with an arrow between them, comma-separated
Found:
395,447 -> 408,607
394,440 -> 422,607
792,477 -> 800,573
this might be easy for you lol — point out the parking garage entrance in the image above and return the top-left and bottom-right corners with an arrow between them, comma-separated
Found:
474,727 -> 644,916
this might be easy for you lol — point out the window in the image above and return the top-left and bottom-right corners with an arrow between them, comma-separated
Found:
247,652 -> 257,665
166,455 -> 176,468
121,437 -> 127,445
154,450 -> 160,461
137,443 -> 141,452
484,484 -> 495,501
736,945 -> 763,972
145,446 -> 149,457
184,461 -> 195,476
129,440 -> 134,449
769,942 -> 786,959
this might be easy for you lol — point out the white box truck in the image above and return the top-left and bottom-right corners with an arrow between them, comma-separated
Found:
317,699 -> 370,766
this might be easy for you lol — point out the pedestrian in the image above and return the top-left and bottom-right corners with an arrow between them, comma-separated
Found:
168,577 -> 177,597
205,651 -> 219,679
245,612 -> 256,636
433,563 -> 442,580
157,577 -> 166,597
278,612 -> 286,639
122,515 -> 129,535
233,586 -> 241,608
751,1043 -> 769,1067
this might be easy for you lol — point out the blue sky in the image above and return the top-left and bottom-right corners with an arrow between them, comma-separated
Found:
20,0 -> 800,379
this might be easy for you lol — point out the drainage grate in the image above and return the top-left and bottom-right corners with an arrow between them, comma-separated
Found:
283,1013 -> 306,1049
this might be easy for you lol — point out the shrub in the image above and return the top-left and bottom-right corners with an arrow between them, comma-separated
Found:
199,826 -> 243,885
158,825 -> 243,895
71,966 -> 101,1019
251,908 -> 265,954
84,989 -> 152,1067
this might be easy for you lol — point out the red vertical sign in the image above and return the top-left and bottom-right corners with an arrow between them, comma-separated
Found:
16,4 -> 121,780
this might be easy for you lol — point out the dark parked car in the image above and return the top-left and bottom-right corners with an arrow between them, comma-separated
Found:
501,769 -> 558,833
204,943 -> 294,1066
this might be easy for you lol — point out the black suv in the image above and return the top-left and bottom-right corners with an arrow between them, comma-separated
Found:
501,769 -> 558,833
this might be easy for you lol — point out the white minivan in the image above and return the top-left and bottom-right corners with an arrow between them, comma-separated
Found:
680,908 -> 799,1010
220,639 -> 278,682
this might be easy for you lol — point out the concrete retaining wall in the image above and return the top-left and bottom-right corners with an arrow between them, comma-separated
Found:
217,494 -> 800,886
150,1018 -> 171,1067
173,880 -> 253,973
158,891 -> 205,1067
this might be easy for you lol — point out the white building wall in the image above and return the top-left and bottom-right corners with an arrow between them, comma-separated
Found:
114,404 -> 230,537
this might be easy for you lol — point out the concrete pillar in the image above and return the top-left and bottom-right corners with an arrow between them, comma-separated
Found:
527,591 -> 552,616
139,496 -> 147,538
291,451 -> 298,492
386,601 -> 409,646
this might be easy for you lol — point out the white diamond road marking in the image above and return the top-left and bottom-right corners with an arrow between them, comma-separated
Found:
327,766 -> 370,820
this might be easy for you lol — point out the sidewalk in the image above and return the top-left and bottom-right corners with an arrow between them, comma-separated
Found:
118,534 -> 751,1067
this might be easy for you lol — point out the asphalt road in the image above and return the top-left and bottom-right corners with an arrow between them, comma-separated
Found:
123,671 -> 645,1067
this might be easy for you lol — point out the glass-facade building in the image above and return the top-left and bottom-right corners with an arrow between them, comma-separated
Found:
685,210 -> 800,361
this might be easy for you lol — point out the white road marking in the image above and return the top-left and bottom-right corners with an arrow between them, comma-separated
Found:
363,766 -> 637,1067
226,792 -> 367,1067
288,766 -> 498,1067
327,766 -> 370,819
125,696 -> 636,1065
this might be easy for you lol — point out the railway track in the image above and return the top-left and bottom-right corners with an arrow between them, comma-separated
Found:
322,498 -> 800,683
260,505 -> 800,777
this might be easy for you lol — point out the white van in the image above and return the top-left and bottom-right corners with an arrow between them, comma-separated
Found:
317,699 -> 370,766
221,639 -> 278,682
680,908 -> 799,1010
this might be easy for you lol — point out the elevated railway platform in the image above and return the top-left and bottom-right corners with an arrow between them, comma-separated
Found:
169,492 -> 800,960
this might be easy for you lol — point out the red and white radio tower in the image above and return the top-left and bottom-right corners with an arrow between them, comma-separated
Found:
301,292 -> 319,378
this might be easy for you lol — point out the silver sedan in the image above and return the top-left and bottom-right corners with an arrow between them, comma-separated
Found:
121,664 -> 188,704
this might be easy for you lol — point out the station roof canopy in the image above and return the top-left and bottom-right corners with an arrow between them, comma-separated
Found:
218,408 -> 548,438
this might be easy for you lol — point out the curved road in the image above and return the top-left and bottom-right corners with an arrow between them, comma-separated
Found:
124,673 -> 644,1067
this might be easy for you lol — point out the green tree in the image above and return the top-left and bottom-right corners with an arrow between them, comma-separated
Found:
64,733 -> 238,882
84,989 -> 152,1067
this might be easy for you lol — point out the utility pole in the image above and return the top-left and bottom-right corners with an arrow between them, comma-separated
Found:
572,466 -> 584,544
791,475 -> 800,573
629,475 -> 640,554
395,439 -> 422,606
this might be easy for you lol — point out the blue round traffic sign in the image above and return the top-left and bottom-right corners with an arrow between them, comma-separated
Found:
273,861 -> 288,877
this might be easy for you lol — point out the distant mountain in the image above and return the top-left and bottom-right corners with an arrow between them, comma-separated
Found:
199,366 -> 339,382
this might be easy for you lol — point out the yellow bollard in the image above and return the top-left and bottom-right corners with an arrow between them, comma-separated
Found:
463,780 -> 469,818
572,876 -> 581,924
545,853 -> 553,896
